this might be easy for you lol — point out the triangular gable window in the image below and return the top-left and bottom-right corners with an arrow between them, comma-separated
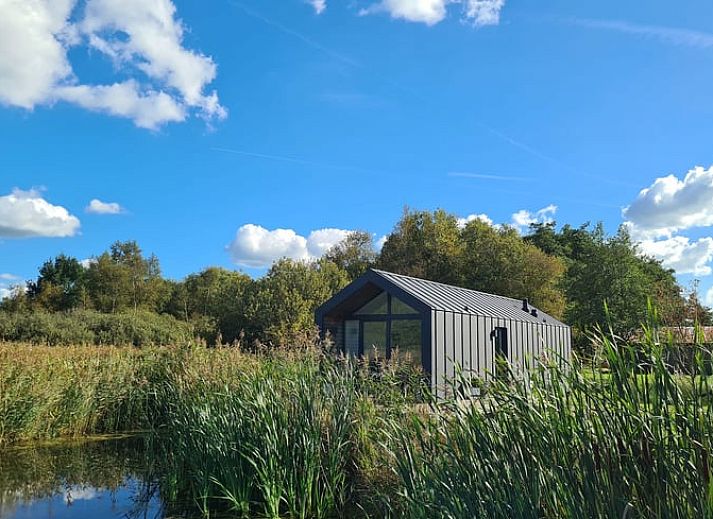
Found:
391,296 -> 418,314
354,292 -> 388,315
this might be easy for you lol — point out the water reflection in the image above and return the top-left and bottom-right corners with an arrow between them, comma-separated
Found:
0,437 -> 165,519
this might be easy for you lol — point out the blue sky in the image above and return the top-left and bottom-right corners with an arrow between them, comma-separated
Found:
2,0 -> 713,304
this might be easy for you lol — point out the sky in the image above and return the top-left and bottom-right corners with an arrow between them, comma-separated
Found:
2,0 -> 713,305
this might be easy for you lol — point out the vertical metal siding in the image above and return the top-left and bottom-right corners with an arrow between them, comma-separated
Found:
435,311 -> 445,391
462,314 -> 471,375
445,312 -> 455,382
454,312 -> 463,375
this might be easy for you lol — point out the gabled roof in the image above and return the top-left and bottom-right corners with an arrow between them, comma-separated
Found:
316,269 -> 568,327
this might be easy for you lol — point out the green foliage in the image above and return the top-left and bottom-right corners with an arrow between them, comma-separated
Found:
379,208 -> 463,285
4,324 -> 713,518
389,327 -> 713,518
167,267 -> 252,343
247,259 -> 350,345
378,209 -> 566,318
324,230 -> 378,281
27,254 -> 87,311
526,222 -> 685,346
460,219 -> 566,317
0,310 -> 192,346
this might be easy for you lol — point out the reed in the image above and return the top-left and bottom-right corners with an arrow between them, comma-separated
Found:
2,322 -> 713,518
389,326 -> 713,518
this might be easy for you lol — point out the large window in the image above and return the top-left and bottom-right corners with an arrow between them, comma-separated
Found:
349,291 -> 423,369
390,320 -> 422,367
363,321 -> 387,360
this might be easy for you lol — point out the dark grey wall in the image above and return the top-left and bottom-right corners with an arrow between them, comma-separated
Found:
430,309 -> 572,392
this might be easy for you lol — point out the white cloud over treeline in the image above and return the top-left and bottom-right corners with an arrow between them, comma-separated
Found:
624,165 -> 713,277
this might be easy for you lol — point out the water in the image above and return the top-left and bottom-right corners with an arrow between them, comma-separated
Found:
0,437 -> 169,519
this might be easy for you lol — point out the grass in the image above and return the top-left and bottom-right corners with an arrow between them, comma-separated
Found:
2,325 -> 713,518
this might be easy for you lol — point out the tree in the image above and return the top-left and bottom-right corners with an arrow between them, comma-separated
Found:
528,223 -> 686,345
85,241 -> 167,313
460,220 -> 566,318
324,231 -> 377,280
248,258 -> 349,345
378,208 -> 463,285
168,267 -> 253,344
27,254 -> 86,311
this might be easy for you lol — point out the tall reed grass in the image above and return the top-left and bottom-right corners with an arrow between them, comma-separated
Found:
390,326 -> 713,518
2,323 -> 713,518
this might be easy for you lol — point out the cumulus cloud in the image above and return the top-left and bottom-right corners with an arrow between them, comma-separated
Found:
623,165 -> 713,278
457,213 -> 493,229
0,188 -> 80,238
623,166 -> 713,238
510,204 -> 557,233
637,236 -> 713,276
227,224 -> 352,268
359,0 -> 505,26
85,198 -> 124,214
0,0 -> 224,129
0,273 -> 18,281
706,287 -> 713,307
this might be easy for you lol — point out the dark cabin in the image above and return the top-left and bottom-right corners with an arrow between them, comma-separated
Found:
315,269 -> 572,391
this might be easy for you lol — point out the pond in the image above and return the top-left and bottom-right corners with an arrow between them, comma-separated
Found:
0,436 -> 180,519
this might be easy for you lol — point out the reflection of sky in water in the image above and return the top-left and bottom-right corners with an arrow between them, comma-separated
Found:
4,478 -> 163,519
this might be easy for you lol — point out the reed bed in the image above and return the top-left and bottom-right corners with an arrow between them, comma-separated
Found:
2,327 -> 713,518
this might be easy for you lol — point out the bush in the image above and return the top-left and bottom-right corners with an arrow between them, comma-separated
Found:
0,310 -> 193,346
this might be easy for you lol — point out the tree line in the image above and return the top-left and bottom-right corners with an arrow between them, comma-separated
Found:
1,208 -> 710,349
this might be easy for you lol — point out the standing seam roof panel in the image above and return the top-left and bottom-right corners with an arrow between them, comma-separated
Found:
373,269 -> 568,327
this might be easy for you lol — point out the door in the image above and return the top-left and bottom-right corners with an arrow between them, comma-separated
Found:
493,327 -> 509,379
344,320 -> 360,357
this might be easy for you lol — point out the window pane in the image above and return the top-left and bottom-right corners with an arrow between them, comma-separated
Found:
355,292 -> 388,315
391,296 -> 418,315
363,321 -> 387,360
390,320 -> 422,368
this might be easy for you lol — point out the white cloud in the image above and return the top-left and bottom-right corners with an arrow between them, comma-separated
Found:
227,224 -> 353,268
360,0 -> 450,25
457,213 -> 493,229
637,236 -> 713,276
463,0 -> 505,27
308,0 -> 327,14
510,204 -> 557,233
360,0 -> 505,26
624,166 -> 713,278
706,287 -> 713,307
57,81 -> 185,129
86,198 -> 124,215
623,166 -> 713,238
0,274 -> 18,281
306,228 -> 351,257
375,234 -> 388,251
0,0 -> 224,129
0,0 -> 76,108
0,188 -> 80,238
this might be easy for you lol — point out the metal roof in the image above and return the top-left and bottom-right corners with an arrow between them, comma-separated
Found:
371,269 -> 568,327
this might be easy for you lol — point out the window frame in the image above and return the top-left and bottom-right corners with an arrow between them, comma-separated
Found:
348,291 -> 422,361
